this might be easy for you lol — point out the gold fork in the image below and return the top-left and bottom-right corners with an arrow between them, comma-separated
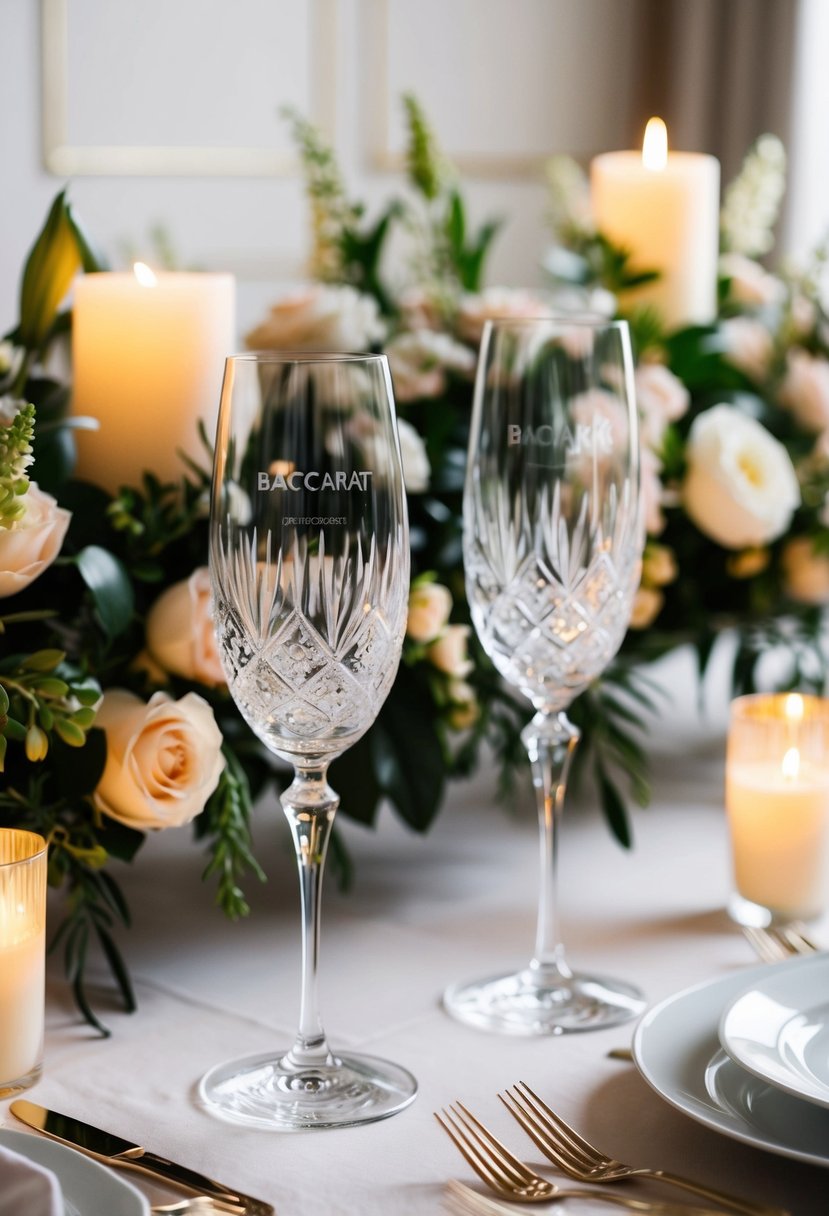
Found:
152,1199 -> 246,1215
434,1103 -> 728,1213
742,922 -> 819,963
498,1083 -> 790,1216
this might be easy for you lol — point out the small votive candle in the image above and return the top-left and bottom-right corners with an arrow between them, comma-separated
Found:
0,830 -> 47,1095
726,693 -> 829,925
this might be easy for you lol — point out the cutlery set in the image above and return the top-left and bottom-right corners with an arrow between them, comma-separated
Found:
437,923 -> 822,1214
8,1099 -> 273,1216
435,1088 -> 786,1215
4,924 -> 818,1215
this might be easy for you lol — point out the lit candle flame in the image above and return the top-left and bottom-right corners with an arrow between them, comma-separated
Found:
133,261 -> 158,288
782,747 -> 800,781
642,117 -> 668,172
785,693 -> 804,722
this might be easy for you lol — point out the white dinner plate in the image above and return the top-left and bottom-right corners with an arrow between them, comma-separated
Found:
633,957 -> 829,1168
720,954 -> 829,1110
0,1128 -> 149,1216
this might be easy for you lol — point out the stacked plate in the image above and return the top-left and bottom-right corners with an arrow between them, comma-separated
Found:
632,953 -> 829,1167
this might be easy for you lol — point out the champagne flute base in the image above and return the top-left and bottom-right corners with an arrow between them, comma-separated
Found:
198,1049 -> 417,1130
442,965 -> 645,1036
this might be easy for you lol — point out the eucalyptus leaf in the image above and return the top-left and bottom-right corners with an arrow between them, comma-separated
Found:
75,545 -> 134,637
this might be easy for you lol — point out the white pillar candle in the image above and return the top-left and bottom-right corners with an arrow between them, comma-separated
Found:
591,118 -> 720,331
726,694 -> 829,921
0,831 -> 46,1091
72,267 -> 236,495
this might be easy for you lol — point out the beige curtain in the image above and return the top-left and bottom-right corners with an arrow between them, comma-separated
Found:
629,0 -> 799,182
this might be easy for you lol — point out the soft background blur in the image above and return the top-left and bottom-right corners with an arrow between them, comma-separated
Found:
2,0 -> 828,338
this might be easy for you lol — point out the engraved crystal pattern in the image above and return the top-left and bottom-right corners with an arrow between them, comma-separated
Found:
466,479 -> 640,712
214,527 -> 407,760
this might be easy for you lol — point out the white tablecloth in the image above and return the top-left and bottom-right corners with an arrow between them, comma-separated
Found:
2,653 -> 826,1215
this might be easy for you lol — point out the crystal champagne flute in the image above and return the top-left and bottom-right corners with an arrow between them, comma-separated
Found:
201,352 -> 415,1127
444,317 -> 646,1034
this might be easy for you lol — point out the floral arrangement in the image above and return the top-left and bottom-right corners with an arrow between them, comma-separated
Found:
543,135 -> 829,689
258,107 -> 829,844
3,100 -> 828,1028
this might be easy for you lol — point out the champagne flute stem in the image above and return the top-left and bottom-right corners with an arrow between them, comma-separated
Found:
521,712 -> 580,978
281,766 -> 339,1070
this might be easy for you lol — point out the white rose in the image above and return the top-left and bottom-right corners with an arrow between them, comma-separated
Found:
245,284 -> 386,352
427,624 -> 474,677
720,317 -> 773,382
456,287 -> 548,346
682,405 -> 799,549
94,690 -> 225,830
146,567 -> 225,686
397,418 -> 430,493
0,483 -> 71,598
385,331 -> 474,402
781,537 -> 829,605
634,363 -> 690,449
407,581 -> 452,643
719,253 -> 784,308
779,350 -> 829,433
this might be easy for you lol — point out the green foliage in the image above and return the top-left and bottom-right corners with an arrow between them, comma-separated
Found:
0,403 -> 35,525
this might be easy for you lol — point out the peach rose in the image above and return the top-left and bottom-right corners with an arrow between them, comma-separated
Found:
0,483 -> 71,598
635,363 -> 690,450
245,284 -> 385,352
146,567 -> 225,687
407,581 -> 452,644
720,317 -> 773,382
629,586 -> 664,630
94,690 -> 225,830
782,537 -> 829,605
779,350 -> 829,433
719,254 -> 784,308
427,624 -> 474,678
456,287 -> 548,346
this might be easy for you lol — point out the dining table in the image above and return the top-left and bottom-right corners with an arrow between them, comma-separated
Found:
2,650 -> 826,1216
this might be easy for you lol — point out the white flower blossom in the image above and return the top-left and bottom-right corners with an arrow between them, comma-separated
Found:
683,405 -> 799,549
720,134 -> 786,258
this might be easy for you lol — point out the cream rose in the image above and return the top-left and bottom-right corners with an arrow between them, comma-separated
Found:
782,537 -> 829,605
779,350 -> 829,433
407,581 -> 452,644
94,690 -> 225,830
245,284 -> 385,352
146,567 -> 225,686
720,317 -> 773,382
0,482 -> 71,598
682,405 -> 799,549
427,624 -> 474,678
635,363 -> 690,450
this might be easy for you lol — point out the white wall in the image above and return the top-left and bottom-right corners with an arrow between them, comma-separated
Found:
1,0 -> 640,340
783,0 -> 829,264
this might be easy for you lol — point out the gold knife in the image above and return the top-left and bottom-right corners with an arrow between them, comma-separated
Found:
11,1099 -> 274,1215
